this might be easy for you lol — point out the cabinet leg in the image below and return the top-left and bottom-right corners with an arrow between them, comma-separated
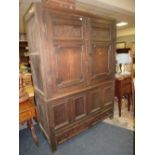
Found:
51,143 -> 57,152
49,132 -> 57,152
109,114 -> 114,119
27,119 -> 39,145
118,97 -> 122,117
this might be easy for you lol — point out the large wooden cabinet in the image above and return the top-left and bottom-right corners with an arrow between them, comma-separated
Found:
25,3 -> 116,151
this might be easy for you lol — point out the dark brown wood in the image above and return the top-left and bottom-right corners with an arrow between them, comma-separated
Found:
25,3 -> 116,152
116,48 -> 131,53
115,76 -> 132,117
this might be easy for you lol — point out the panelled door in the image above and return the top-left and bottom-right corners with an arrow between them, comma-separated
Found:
88,18 -> 115,83
49,12 -> 87,91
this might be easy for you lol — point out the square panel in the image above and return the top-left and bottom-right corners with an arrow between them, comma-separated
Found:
53,102 -> 69,129
74,95 -> 87,120
103,86 -> 114,104
30,55 -> 43,91
88,89 -> 101,113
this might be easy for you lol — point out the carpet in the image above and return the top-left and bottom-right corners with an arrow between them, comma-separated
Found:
104,99 -> 134,131
19,122 -> 134,155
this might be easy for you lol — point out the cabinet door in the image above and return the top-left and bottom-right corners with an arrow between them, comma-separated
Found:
88,18 -> 114,83
49,13 -> 87,91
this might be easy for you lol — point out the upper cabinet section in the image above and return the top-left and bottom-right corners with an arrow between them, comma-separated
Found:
25,3 -> 116,98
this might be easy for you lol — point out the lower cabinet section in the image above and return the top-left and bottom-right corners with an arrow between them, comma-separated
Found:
45,81 -> 114,150
37,81 -> 114,151
51,82 -> 114,131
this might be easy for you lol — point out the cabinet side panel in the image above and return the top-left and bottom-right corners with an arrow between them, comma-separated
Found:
35,93 -> 49,136
25,12 -> 44,93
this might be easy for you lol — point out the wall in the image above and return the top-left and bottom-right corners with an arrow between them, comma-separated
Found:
116,34 -> 135,76
117,34 -> 135,49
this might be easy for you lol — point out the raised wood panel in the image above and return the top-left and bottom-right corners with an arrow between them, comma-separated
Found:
88,89 -> 101,113
103,86 -> 114,105
51,14 -> 83,41
35,96 -> 48,132
29,55 -> 43,91
26,15 -> 38,54
53,101 -> 70,129
92,28 -> 110,41
90,20 -> 111,41
90,43 -> 112,80
73,94 -> 87,120
55,43 -> 85,88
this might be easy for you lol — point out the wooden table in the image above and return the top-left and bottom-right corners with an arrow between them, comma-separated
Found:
115,75 -> 132,117
19,99 -> 38,144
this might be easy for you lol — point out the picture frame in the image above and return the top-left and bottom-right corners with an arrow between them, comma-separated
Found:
116,42 -> 126,49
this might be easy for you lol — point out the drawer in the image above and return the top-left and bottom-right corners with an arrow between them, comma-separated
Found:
19,108 -> 36,123
56,107 -> 113,144
122,84 -> 132,95
122,78 -> 131,85
56,123 -> 87,144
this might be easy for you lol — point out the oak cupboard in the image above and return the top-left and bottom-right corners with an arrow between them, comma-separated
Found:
25,2 -> 116,151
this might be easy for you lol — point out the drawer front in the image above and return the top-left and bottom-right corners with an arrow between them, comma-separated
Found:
122,84 -> 132,95
19,108 -> 36,123
56,107 -> 113,144
122,78 -> 131,85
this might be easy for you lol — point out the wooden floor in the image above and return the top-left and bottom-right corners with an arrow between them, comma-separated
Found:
104,97 -> 134,131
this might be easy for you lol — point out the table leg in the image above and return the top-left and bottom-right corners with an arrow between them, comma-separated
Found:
127,94 -> 132,111
27,119 -> 39,145
118,97 -> 122,117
